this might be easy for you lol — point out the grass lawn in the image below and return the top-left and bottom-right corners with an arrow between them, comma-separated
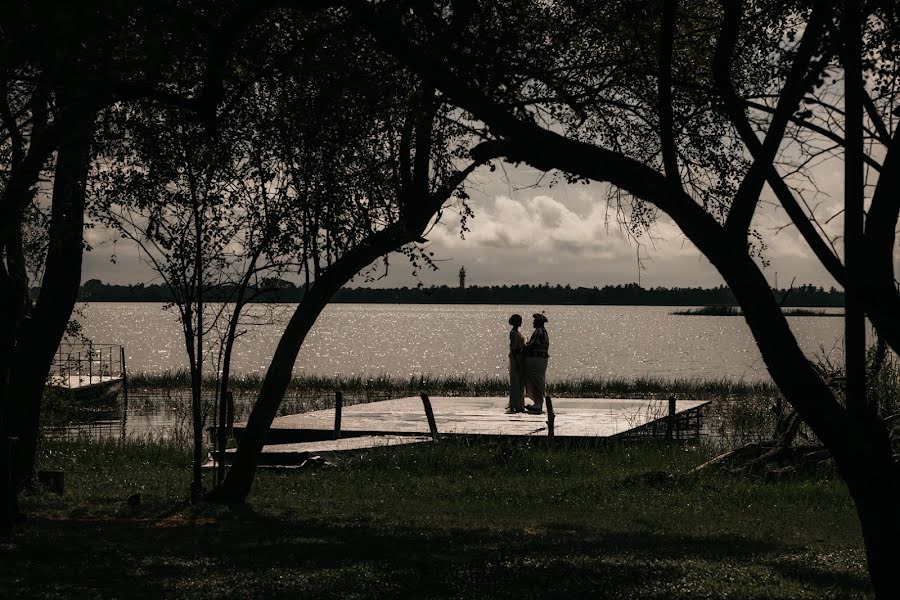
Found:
2,439 -> 869,599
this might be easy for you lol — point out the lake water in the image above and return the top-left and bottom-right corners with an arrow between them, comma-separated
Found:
74,302 -> 848,383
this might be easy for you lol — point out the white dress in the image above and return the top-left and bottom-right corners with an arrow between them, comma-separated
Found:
507,328 -> 526,410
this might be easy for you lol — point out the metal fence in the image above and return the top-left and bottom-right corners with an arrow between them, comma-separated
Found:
51,343 -> 125,386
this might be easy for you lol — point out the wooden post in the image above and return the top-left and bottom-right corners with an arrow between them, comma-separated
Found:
545,396 -> 555,442
419,392 -> 439,440
120,346 -> 129,442
333,391 -> 343,440
666,395 -> 676,440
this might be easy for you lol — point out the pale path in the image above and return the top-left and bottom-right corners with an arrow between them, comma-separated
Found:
233,397 -> 709,443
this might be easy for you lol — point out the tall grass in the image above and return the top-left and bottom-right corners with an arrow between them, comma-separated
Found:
128,369 -> 779,399
83,371 -> 783,450
867,345 -> 900,419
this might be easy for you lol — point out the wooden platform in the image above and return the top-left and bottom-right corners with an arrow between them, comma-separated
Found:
205,435 -> 433,468
232,396 -> 708,445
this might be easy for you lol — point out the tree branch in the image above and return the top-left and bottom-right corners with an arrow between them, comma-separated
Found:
863,125 -> 900,355
658,0 -> 681,190
344,0 -> 725,255
715,0 -> 831,234
743,100 -> 883,171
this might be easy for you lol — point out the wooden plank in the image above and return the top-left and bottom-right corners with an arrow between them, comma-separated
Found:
233,396 -> 709,444
204,434 -> 432,469
239,434 -> 432,455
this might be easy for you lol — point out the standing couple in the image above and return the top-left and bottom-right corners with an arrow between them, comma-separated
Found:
506,313 -> 549,414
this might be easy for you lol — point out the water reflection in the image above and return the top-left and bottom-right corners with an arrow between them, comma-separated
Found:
53,303 -> 850,441
46,388 -> 399,441
75,303 -> 848,382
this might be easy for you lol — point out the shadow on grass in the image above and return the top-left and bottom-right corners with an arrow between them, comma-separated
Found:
1,506 -> 868,599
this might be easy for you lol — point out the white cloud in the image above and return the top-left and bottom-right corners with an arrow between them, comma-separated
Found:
79,159 -> 848,290
432,194 -> 636,259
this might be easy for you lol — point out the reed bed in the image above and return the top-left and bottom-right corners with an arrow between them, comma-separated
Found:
89,357 -> 896,452
83,371 -> 784,450
127,369 -> 780,400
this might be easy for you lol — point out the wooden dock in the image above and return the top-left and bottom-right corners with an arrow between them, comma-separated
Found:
205,434 -> 434,469
231,396 -> 709,446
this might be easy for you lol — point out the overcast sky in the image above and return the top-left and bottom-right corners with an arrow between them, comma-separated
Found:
82,160 -> 849,290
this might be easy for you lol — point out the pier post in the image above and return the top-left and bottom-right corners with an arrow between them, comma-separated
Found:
419,392 -> 440,441
333,391 -> 343,440
545,396 -> 555,442
666,396 -> 676,440
120,346 -> 129,442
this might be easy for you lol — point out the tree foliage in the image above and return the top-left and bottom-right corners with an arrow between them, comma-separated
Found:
339,0 -> 899,595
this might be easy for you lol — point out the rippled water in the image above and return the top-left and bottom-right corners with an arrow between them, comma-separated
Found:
75,302 -> 848,382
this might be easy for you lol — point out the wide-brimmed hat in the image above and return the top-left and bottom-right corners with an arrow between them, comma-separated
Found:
532,312 -> 548,324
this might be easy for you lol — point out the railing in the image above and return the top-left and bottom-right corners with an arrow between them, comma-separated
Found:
51,343 -> 126,387
620,401 -> 705,441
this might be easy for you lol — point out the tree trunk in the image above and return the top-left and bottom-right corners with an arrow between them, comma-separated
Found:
703,233 -> 899,600
0,264 -> 18,531
0,98 -> 55,526
350,8 -> 900,592
192,226 -> 204,503
10,107 -> 94,486
842,0 -> 867,416
0,126 -> 59,243
180,295 -> 204,502
840,415 -> 900,599
217,297 -> 244,483
216,249 -> 262,483
208,225 -> 417,502
207,285 -> 331,502
861,104 -> 900,357
189,340 -> 203,502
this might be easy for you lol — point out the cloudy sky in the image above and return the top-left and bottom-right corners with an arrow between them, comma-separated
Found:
82,161 -> 846,290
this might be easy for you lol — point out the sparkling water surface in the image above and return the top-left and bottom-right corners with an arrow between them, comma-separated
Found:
76,302 -> 847,383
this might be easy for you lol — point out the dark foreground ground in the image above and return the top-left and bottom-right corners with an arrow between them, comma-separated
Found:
1,439 -> 869,599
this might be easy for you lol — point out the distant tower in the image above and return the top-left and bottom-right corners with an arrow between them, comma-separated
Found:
459,266 -> 466,289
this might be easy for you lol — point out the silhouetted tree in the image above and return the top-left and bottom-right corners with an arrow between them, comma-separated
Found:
208,13 -> 497,501
341,0 -> 899,594
0,0 -> 326,524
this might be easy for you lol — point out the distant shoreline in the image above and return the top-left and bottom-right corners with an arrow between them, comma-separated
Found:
61,280 -> 845,308
74,300 -> 846,309
672,306 -> 844,317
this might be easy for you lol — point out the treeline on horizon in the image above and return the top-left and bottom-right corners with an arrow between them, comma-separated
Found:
67,279 -> 845,307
